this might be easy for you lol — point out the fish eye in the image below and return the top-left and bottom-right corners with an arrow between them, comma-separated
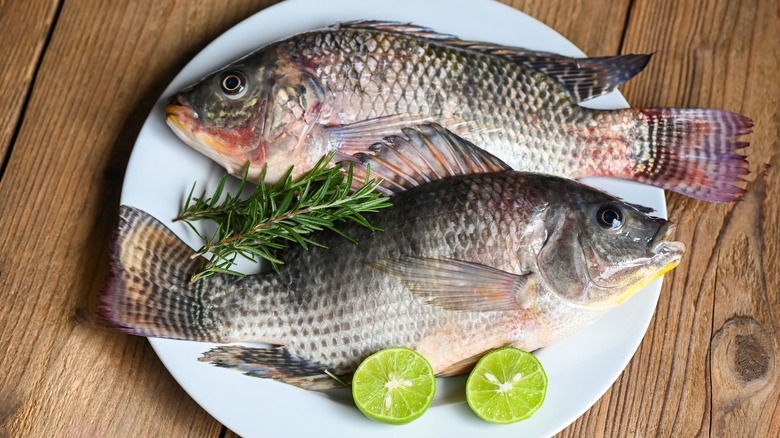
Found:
220,71 -> 246,98
596,204 -> 625,230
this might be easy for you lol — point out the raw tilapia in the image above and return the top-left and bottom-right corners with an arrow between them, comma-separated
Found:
101,125 -> 685,389
166,20 -> 751,202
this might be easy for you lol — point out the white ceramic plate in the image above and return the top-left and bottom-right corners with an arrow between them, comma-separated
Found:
121,0 -> 666,436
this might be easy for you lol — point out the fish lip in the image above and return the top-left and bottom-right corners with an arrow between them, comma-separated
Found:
651,222 -> 675,246
649,222 -> 686,255
166,94 -> 199,122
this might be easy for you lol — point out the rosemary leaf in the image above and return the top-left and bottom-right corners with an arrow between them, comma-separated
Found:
177,153 -> 392,282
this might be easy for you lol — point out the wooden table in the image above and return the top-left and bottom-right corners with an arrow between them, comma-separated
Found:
1,0 -> 778,436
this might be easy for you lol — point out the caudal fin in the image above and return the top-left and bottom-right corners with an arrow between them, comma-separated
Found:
626,108 -> 752,202
99,205 -> 224,341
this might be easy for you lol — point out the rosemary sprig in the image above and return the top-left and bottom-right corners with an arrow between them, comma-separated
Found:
176,153 -> 391,282
324,369 -> 350,388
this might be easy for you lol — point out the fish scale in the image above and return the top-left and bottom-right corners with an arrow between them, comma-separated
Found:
284,27 -> 628,180
255,175 -> 525,371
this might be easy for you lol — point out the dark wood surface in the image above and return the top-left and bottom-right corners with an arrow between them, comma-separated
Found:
1,1 -> 777,436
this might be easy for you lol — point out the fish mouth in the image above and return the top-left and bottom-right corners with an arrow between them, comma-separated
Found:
165,95 -> 199,137
574,220 -> 686,308
165,96 -> 240,170
649,222 -> 687,256
646,221 -> 686,284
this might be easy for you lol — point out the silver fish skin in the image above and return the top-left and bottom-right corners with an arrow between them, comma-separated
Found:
101,128 -> 684,390
166,21 -> 751,202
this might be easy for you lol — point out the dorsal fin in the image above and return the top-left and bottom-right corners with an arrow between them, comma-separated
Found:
500,52 -> 652,102
336,20 -> 460,41
342,123 -> 510,196
337,20 -> 652,103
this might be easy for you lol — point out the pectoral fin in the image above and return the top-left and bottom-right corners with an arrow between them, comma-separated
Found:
372,256 -> 533,312
200,345 -> 348,390
326,114 -> 451,158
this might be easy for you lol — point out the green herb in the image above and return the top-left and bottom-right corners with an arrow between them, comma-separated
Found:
324,369 -> 350,388
175,153 -> 391,282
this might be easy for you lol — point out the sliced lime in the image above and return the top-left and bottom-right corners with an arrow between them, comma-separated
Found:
352,347 -> 436,424
466,347 -> 547,424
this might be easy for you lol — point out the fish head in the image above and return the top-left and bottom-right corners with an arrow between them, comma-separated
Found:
166,50 -> 326,183
535,184 -> 685,308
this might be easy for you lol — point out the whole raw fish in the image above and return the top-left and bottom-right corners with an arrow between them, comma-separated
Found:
166,20 -> 751,202
101,125 -> 685,389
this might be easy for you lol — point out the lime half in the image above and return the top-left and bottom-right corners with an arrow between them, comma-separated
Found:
352,347 -> 436,424
466,347 -> 547,424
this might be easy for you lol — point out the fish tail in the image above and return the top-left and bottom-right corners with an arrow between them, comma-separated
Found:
625,108 -> 752,202
99,205 -> 228,341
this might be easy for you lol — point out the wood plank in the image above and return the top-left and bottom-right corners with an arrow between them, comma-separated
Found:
559,0 -> 780,436
0,0 -> 59,174
0,1 -> 279,436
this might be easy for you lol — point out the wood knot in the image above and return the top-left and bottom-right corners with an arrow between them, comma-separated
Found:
0,389 -> 23,429
734,334 -> 769,382
708,317 -> 779,436
711,316 -> 776,398
71,307 -> 90,325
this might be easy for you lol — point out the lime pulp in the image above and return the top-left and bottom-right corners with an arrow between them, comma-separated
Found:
351,347 -> 436,425
465,347 -> 547,424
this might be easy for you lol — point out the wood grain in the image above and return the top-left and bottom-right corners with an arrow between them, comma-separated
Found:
0,0 -> 59,173
0,0 -> 777,437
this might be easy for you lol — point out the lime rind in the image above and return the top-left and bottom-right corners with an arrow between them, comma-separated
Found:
352,347 -> 436,425
466,347 -> 548,424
